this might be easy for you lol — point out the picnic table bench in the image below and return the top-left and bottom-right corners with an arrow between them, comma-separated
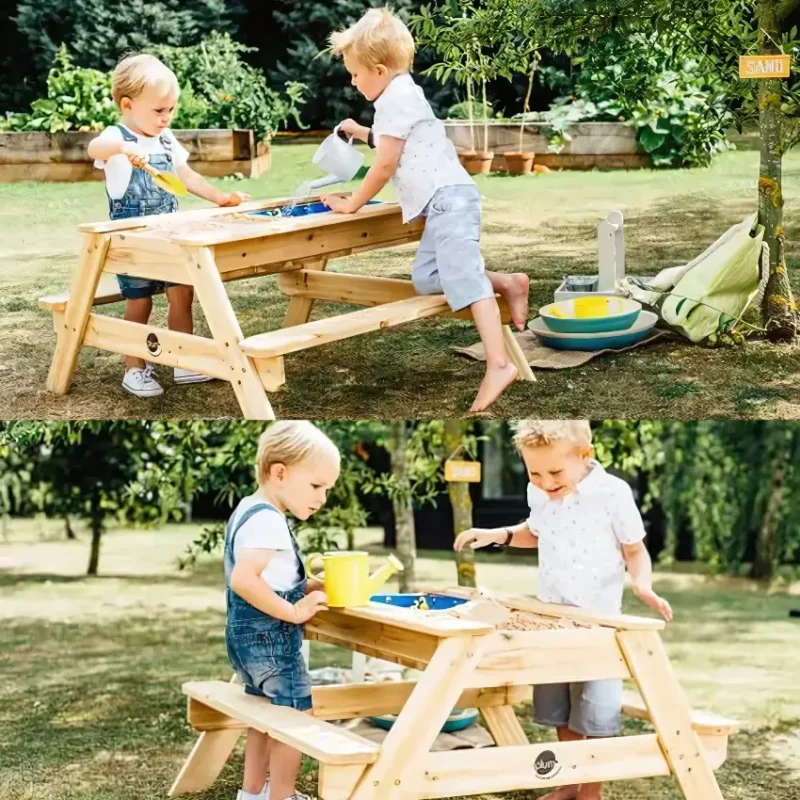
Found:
170,588 -> 739,800
39,197 -> 534,419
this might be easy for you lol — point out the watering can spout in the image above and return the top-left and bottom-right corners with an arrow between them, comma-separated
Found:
367,554 -> 404,594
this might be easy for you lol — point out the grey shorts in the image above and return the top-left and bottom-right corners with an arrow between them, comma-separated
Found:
411,184 -> 495,312
534,679 -> 622,736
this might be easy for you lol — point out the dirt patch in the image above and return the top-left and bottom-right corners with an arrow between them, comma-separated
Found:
497,609 -> 592,631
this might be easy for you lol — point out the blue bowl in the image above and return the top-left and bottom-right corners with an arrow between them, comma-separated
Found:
369,593 -> 468,610
529,310 -> 658,351
370,708 -> 479,733
539,297 -> 642,333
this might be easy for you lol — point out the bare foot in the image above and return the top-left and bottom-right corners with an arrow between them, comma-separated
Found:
539,786 -> 579,800
501,273 -> 530,331
576,785 -> 602,800
470,362 -> 517,412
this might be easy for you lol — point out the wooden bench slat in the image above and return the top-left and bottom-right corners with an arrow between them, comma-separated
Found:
39,276 -> 126,312
182,681 -> 380,765
621,690 -> 739,736
240,293 -> 451,359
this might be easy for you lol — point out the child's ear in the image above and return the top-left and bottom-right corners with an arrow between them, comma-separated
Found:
376,63 -> 389,77
580,445 -> 593,461
119,97 -> 132,113
270,462 -> 287,482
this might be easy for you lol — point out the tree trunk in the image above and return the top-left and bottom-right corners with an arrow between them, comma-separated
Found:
87,512 -> 103,576
444,420 -> 476,588
389,421 -> 416,592
759,0 -> 798,341
751,456 -> 785,580
346,526 -> 355,551
65,515 -> 76,540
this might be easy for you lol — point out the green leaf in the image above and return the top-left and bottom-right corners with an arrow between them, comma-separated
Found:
639,126 -> 668,153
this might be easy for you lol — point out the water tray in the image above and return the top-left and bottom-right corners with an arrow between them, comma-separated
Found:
369,593 -> 468,610
248,199 -> 380,219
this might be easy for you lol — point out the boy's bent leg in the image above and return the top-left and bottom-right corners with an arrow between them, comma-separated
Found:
470,297 -> 517,412
535,684 -> 581,800
486,270 -> 530,332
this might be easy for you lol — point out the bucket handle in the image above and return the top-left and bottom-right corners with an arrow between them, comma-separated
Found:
333,124 -> 356,146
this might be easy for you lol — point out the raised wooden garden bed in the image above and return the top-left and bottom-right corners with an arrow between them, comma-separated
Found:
0,128 -> 271,183
445,121 -> 650,170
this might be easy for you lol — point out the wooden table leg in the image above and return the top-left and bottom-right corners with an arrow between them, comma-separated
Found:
168,727 -> 243,796
187,246 -> 276,420
46,233 -> 111,394
618,630 -> 724,800
480,704 -> 529,746
349,635 -> 487,800
282,259 -> 328,328
502,326 -> 536,382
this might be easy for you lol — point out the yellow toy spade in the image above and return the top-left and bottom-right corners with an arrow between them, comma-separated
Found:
140,161 -> 188,196
305,551 -> 404,608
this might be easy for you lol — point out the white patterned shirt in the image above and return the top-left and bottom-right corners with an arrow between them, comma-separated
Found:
526,461 -> 646,614
372,72 -> 474,223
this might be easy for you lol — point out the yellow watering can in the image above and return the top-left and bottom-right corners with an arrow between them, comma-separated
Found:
305,551 -> 404,607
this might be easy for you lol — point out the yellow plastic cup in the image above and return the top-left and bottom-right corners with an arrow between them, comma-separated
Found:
573,296 -> 610,318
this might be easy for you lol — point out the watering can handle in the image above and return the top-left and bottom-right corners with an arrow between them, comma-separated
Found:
305,552 -> 325,580
333,124 -> 356,146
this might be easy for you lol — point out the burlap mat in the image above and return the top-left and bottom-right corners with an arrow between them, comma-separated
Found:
453,328 -> 667,370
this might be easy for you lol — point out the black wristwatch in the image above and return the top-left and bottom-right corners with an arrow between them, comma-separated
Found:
494,528 -> 514,550
367,128 -> 376,149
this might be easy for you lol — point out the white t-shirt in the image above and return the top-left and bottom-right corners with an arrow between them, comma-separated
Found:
229,495 -> 303,592
92,125 -> 189,200
526,461 -> 646,614
372,72 -> 473,223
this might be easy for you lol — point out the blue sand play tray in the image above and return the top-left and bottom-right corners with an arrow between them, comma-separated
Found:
370,708 -> 480,733
529,310 -> 658,351
369,593 -> 468,611
248,199 -> 380,219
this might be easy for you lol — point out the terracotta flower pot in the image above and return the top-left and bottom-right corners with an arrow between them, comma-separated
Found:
460,150 -> 494,175
504,151 -> 535,176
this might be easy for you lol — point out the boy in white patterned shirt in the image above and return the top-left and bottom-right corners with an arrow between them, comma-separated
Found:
455,420 -> 672,800
322,8 -> 531,412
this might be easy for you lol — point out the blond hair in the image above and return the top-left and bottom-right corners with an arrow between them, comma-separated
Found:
513,420 -> 593,451
329,7 -> 415,72
255,421 -> 340,486
112,54 -> 179,106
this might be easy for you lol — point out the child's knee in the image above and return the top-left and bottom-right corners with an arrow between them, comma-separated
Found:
412,271 -> 441,296
166,283 -> 194,306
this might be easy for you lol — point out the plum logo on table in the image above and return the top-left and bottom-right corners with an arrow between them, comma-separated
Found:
146,333 -> 162,357
534,750 -> 561,779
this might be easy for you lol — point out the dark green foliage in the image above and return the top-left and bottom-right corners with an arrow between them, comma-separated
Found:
266,0 -> 457,128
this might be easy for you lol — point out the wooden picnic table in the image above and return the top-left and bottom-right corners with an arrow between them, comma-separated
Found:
39,197 -> 534,419
170,588 -> 738,800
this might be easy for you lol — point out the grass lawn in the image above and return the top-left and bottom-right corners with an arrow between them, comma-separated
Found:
2,145 -> 800,420
1,520 -> 799,800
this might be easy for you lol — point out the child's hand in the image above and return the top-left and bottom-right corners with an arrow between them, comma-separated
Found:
338,118 -> 370,142
217,191 -> 251,207
454,528 -> 506,552
120,142 -> 149,169
633,584 -> 673,622
293,590 -> 328,623
320,193 -> 356,214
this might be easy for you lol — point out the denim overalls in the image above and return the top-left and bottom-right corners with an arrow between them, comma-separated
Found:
109,124 -> 180,300
223,501 -> 313,711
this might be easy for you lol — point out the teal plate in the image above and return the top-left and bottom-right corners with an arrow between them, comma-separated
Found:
529,310 -> 658,351
539,297 -> 642,333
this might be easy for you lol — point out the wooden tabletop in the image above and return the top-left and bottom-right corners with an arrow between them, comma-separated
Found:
317,600 -> 495,638
78,196 -> 406,247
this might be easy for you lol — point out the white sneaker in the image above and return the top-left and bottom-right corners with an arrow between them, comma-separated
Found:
122,365 -> 163,398
236,783 -> 270,800
174,367 -> 214,385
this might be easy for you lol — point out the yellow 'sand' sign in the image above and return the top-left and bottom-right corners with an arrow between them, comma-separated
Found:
739,55 -> 792,79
